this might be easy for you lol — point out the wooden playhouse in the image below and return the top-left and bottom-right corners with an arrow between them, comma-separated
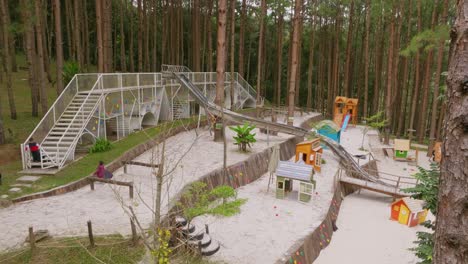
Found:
275,161 -> 315,203
334,96 -> 359,126
390,197 -> 428,227
295,139 -> 323,172
316,120 -> 341,143
394,139 -> 410,159
433,141 -> 442,163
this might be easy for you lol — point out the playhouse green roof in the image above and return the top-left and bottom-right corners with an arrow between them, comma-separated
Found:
316,120 -> 341,132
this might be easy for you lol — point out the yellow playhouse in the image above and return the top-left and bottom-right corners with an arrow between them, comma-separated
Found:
333,96 -> 359,127
390,197 -> 428,227
295,139 -> 323,172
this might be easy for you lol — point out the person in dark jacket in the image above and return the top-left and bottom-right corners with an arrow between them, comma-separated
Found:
28,138 -> 41,162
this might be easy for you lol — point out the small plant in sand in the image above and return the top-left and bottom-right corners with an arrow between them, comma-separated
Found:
151,228 -> 172,264
361,111 -> 387,149
89,138 -> 113,153
179,182 -> 247,221
229,123 -> 257,152
403,164 -> 440,264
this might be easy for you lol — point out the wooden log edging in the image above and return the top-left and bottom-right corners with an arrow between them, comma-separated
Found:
278,160 -> 378,264
12,120 -> 207,204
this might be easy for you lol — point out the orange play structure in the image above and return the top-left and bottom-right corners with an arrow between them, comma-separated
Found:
390,198 -> 428,227
433,141 -> 442,163
295,139 -> 323,172
333,96 -> 359,126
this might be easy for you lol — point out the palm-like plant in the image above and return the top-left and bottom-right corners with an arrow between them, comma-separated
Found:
229,123 -> 257,152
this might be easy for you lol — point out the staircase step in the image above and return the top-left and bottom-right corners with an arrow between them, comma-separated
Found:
180,223 -> 195,234
175,216 -> 187,228
188,233 -> 212,248
201,240 -> 220,256
186,226 -> 204,241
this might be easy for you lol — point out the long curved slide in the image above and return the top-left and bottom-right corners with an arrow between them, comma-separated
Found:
172,72 -> 393,187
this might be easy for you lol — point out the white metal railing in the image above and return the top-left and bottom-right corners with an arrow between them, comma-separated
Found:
56,76 -> 103,168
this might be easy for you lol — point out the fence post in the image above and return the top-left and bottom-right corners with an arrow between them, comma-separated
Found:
129,184 -> 134,199
205,224 -> 209,234
124,163 -> 127,174
29,226 -> 35,251
90,179 -> 95,191
87,220 -> 95,247
130,218 -> 138,245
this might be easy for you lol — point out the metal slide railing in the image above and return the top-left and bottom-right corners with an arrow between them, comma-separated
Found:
171,72 -> 395,187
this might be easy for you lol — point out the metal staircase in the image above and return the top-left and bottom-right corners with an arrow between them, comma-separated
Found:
36,92 -> 103,169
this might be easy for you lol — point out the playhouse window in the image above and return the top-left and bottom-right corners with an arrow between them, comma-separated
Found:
309,154 -> 315,162
300,182 -> 313,193
277,182 -> 284,189
315,153 -> 322,167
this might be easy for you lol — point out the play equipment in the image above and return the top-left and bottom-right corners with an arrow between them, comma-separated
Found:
21,67 -> 257,171
394,139 -> 410,159
390,197 -> 427,227
167,66 -> 400,190
316,120 -> 341,143
341,114 -> 351,131
295,139 -> 323,172
275,161 -> 316,202
433,141 -> 442,163
333,96 -> 358,126
394,139 -> 418,164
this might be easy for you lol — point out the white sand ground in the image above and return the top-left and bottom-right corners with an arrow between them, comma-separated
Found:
193,150 -> 339,264
0,112 -> 318,252
315,126 -> 434,264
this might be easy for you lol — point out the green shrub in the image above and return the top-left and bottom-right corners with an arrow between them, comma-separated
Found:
229,123 -> 257,152
89,138 -> 113,153
179,183 -> 246,220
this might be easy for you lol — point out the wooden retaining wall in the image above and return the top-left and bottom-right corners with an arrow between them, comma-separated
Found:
279,160 -> 378,264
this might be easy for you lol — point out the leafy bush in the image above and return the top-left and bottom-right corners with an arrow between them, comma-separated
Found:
63,61 -> 81,85
403,164 -> 440,264
89,138 -> 113,153
229,123 -> 257,152
179,182 -> 246,220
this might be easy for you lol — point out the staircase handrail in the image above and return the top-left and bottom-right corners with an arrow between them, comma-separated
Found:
56,75 -> 102,167
22,75 -> 78,148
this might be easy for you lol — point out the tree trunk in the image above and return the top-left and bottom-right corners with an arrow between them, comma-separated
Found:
206,0 -> 214,72
137,0 -> 143,71
428,0 -> 449,148
129,0 -> 135,71
192,0 -> 201,71
34,0 -> 48,116
238,0 -> 247,77
20,0 -> 39,117
103,0 -> 113,72
287,0 -> 302,125
0,0 -> 16,119
215,0 -> 227,106
343,0 -> 355,98
408,0 -> 422,139
96,0 -> 104,72
54,0 -> 64,94
417,1 -> 438,143
384,3 -> 396,145
73,0 -> 83,68
363,0 -> 370,118
276,13 -> 284,106
306,14 -> 315,109
433,2 -> 468,262
120,0 -> 127,71
229,0 -> 235,108
256,0 -> 266,110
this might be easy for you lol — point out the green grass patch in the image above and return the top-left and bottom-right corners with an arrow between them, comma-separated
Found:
0,235 -> 145,264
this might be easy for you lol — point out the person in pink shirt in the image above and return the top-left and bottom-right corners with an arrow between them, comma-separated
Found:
94,161 -> 105,178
